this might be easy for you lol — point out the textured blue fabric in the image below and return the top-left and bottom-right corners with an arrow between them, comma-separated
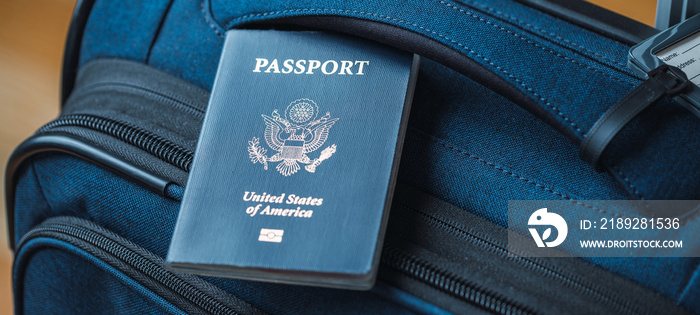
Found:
16,0 -> 698,311
398,61 -> 700,308
14,75 -> 700,311
15,153 -> 181,259
14,154 -> 426,314
81,0 -> 172,64
15,239 -> 183,314
79,0 -> 700,200
400,60 -> 628,227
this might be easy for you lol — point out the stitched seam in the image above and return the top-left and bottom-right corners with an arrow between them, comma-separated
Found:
220,3 -> 633,88
201,0 -> 225,37
202,4 -> 651,202
411,129 -> 621,217
438,0 -> 634,87
219,8 -> 583,134
456,0 -> 630,70
609,164 -> 643,200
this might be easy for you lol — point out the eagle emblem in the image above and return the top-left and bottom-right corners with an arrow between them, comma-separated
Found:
248,99 -> 338,176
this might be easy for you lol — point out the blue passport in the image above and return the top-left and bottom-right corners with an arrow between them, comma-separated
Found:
166,29 -> 419,290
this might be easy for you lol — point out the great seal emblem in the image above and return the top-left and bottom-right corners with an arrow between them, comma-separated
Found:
248,99 -> 338,176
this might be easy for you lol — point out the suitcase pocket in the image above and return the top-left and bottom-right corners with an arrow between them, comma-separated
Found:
383,185 -> 689,314
13,216 -> 262,315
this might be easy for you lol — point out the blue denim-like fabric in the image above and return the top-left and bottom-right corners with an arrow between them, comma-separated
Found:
15,241 -> 183,314
402,60 -> 628,228
80,0 -> 700,200
399,61 -> 700,308
14,59 -> 700,309
13,154 -> 429,314
81,0 -> 172,63
19,0 -> 697,311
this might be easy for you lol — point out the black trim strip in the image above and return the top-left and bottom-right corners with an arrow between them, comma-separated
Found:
244,16 -> 566,139
5,134 -> 170,250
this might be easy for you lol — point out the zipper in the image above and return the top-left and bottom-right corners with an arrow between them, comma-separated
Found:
37,114 -> 194,172
28,62 -> 649,314
381,243 -> 535,315
76,81 -> 206,118
16,216 -> 258,315
35,113 -> 637,314
33,112 -> 536,313
384,201 -> 643,315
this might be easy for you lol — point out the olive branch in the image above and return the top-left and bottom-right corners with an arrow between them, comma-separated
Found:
247,137 -> 268,170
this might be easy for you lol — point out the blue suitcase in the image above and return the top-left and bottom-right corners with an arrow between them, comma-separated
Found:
7,0 -> 700,313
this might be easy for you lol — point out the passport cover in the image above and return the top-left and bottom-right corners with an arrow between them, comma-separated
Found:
166,29 -> 419,290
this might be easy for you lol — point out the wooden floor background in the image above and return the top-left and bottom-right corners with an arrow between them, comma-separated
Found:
0,0 -> 656,312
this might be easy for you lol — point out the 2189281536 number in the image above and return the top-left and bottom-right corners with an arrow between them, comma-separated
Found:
599,217 -> 680,230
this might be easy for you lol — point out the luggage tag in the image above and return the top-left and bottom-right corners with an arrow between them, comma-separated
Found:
166,29 -> 419,290
628,13 -> 700,116
581,14 -> 700,169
